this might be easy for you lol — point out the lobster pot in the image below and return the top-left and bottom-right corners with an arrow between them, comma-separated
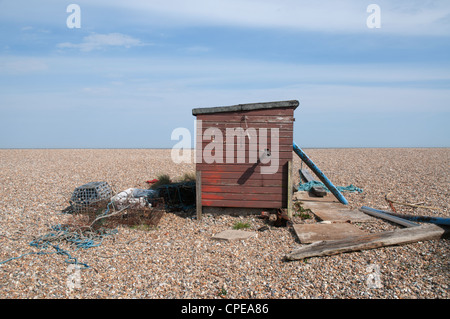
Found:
70,181 -> 113,213
192,100 -> 298,216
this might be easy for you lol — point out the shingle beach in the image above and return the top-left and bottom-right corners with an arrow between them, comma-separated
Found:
0,148 -> 448,299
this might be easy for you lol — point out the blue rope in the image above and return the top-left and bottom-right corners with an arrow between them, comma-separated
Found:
298,181 -> 363,193
0,224 -> 117,269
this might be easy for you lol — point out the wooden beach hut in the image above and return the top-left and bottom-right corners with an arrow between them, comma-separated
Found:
192,100 -> 299,219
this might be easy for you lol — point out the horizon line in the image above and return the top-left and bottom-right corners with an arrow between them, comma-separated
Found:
1,146 -> 449,150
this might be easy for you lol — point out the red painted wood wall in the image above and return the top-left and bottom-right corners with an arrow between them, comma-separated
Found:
194,103 -> 297,209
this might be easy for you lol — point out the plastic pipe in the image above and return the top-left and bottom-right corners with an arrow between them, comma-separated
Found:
360,206 -> 420,228
293,142 -> 348,205
361,206 -> 450,226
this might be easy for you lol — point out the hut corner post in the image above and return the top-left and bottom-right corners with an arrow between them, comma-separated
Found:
287,160 -> 293,219
196,170 -> 202,220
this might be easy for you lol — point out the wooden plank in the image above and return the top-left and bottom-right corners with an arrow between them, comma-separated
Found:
196,151 -> 294,163
197,160 -> 292,171
300,169 -> 327,197
201,175 -> 284,184
295,191 -> 339,203
196,111 -> 294,118
285,224 -> 449,261
202,199 -> 284,208
202,179 -> 283,187
199,131 -> 293,137
196,114 -> 294,122
197,131 -> 293,139
196,107 -> 294,117
299,201 -> 374,223
300,169 -> 315,182
298,201 -> 346,211
198,136 -> 293,146
200,141 -> 293,152
197,161 -> 290,172
293,223 -> 367,244
203,178 -> 287,189
192,100 -> 298,115
294,192 -> 374,223
203,185 -> 285,194
202,192 -> 284,201
201,170 -> 285,180
199,122 -> 294,130
366,209 -> 450,226
359,206 -> 420,228
196,170 -> 202,220
318,209 -> 376,223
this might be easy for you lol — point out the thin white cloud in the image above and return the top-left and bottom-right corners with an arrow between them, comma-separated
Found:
2,55 -> 448,113
57,32 -> 144,52
82,87 -> 113,95
183,46 -> 211,54
99,0 -> 450,35
0,58 -> 48,74
3,55 -> 450,88
1,0 -> 449,36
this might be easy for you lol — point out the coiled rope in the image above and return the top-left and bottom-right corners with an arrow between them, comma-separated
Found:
0,224 -> 118,269
298,180 -> 363,193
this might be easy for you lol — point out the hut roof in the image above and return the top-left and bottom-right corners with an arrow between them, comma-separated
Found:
192,100 -> 299,116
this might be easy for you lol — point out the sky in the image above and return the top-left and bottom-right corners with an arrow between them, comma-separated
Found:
0,0 -> 449,148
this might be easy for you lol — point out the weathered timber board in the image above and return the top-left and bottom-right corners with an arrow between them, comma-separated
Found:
196,114 -> 294,122
300,169 -> 327,197
201,171 -> 287,182
197,162 -> 290,172
299,201 -> 374,223
202,199 -> 286,208
285,224 -> 449,260
196,170 -> 202,220
195,107 -> 294,117
202,185 -> 285,194
199,123 -> 294,130
197,131 -> 293,140
293,223 -> 367,243
202,179 -> 283,187
295,191 -> 339,203
294,192 -> 374,222
192,100 -> 298,115
202,192 -> 284,201
200,141 -> 294,152
196,151 -> 294,161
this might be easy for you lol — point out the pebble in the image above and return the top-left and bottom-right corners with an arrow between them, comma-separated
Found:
0,148 -> 448,299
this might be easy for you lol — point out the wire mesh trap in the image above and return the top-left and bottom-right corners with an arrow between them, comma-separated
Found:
65,182 -> 166,229
69,181 -> 113,214
155,181 -> 196,212
1,183 -> 167,269
108,196 -> 165,228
